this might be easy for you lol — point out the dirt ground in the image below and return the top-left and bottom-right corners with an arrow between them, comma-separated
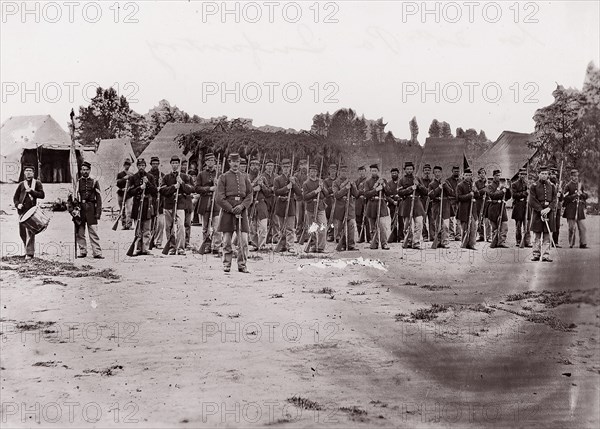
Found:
1,183 -> 599,428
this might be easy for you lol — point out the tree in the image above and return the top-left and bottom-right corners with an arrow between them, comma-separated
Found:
456,127 -> 465,139
440,121 -> 452,138
75,87 -> 139,146
370,118 -> 387,144
311,112 -> 331,136
409,116 -> 419,145
141,99 -> 196,142
384,131 -> 396,145
428,119 -> 441,138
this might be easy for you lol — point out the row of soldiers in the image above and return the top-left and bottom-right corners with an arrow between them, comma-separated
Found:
39,155 -> 586,271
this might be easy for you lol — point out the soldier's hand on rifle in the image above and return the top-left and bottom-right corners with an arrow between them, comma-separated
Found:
286,182 -> 293,190
501,188 -> 506,193
174,183 -> 180,190
253,185 -> 260,192
209,186 -> 216,192
17,204 -> 23,210
541,207 -> 551,216
345,181 -> 351,190
411,184 -> 417,190
232,205 -> 244,215
141,183 -> 146,190
375,185 -> 382,192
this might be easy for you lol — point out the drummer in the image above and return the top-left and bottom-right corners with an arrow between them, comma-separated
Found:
13,164 -> 45,259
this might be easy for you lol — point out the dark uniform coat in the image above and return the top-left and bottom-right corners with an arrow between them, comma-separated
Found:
447,176 -> 460,216
274,174 -> 302,217
474,178 -> 488,218
528,180 -> 557,232
302,177 -> 329,214
77,176 -> 102,225
427,179 -> 454,220
116,170 -> 133,199
456,179 -> 480,223
195,168 -> 218,215
13,179 -> 45,216
355,177 -> 368,218
262,171 -> 276,217
216,169 -> 253,233
386,178 -> 401,219
128,171 -> 157,220
363,176 -> 391,218
511,178 -> 529,221
486,180 -> 511,223
249,171 -> 272,220
332,178 -> 359,220
420,176 -> 433,214
148,168 -> 164,214
397,175 -> 428,218
160,172 -> 193,211
562,181 -> 587,220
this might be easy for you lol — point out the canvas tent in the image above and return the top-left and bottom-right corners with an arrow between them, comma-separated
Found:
475,131 -> 536,180
91,138 -> 137,210
139,122 -> 214,173
0,115 -> 82,183
418,138 -> 469,174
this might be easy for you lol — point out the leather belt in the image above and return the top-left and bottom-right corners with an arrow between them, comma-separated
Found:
491,200 -> 503,203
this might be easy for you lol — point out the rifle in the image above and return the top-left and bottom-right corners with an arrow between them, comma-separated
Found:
276,152 -> 295,249
325,154 -> 342,241
431,183 -> 444,249
335,183 -> 352,251
199,154 -> 222,254
520,162 -> 531,248
68,109 -> 79,259
461,181 -> 475,249
112,177 -> 130,230
162,165 -> 183,255
249,153 -> 267,223
126,177 -> 146,257
402,177 -> 417,248
266,152 -> 280,245
304,156 -> 325,253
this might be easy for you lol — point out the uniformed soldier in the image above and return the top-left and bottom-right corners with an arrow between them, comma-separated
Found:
249,158 -> 272,251
302,163 -> 329,253
549,167 -> 562,247
562,168 -> 588,248
363,163 -> 391,250
179,160 -> 193,249
447,166 -> 462,241
456,168 -> 480,250
273,158 -> 302,253
116,159 -> 134,230
355,166 -> 371,243
529,165 -> 557,261
216,153 -> 253,273
74,161 -> 103,258
386,167 -> 403,243
195,153 -> 222,255
13,164 -> 45,259
486,169 -> 511,248
427,166 -> 454,248
332,164 -> 360,250
420,164 -> 434,241
148,156 -> 164,249
239,158 -> 248,174
128,158 -> 157,255
187,161 -> 200,225
511,167 -> 531,247
475,168 -> 491,242
294,159 -> 308,243
161,156 -> 193,255
398,161 -> 428,249
324,164 -> 338,242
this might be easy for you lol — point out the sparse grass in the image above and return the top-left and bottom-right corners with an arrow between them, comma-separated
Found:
269,293 -> 284,299
404,281 -> 417,286
286,396 -> 322,411
82,364 -> 123,376
1,257 -> 119,280
395,304 -> 449,323
420,285 -> 451,291
348,280 -> 367,286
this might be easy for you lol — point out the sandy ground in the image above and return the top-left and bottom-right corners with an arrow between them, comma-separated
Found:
1,183 -> 599,428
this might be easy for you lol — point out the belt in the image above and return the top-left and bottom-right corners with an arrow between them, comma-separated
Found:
278,196 -> 289,200
227,196 -> 242,201
491,200 -> 503,203
543,201 -> 549,206
81,200 -> 96,204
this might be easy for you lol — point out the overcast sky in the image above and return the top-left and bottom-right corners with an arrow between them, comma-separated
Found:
1,1 -> 598,142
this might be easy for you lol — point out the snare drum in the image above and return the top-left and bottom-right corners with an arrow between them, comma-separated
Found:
19,206 -> 50,235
